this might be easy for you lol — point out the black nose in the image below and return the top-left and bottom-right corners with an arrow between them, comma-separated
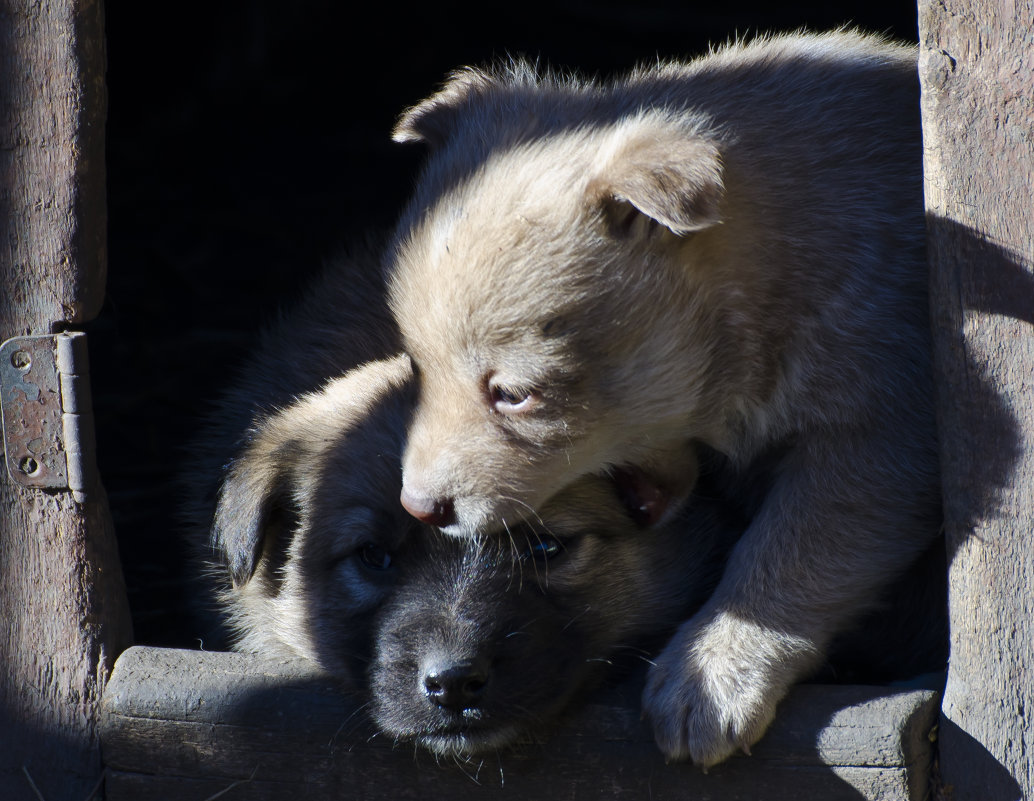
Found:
400,487 -> 456,528
423,662 -> 489,712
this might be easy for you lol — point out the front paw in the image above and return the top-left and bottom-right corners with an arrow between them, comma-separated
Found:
642,611 -> 815,767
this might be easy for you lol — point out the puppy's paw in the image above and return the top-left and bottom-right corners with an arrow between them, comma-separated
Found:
642,610 -> 815,767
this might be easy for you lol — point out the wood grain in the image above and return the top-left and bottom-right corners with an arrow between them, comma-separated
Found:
919,1 -> 1034,798
0,1 -> 132,799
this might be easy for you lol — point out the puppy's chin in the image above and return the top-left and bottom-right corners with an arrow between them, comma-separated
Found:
417,723 -> 533,757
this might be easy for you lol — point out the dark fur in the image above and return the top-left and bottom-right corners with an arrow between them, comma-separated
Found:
368,471 -> 745,754
181,246 -> 400,641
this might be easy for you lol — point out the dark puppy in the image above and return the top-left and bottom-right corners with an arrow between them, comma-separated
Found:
208,353 -> 746,751
369,473 -> 745,755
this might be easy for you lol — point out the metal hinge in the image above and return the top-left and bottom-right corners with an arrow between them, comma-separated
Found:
0,332 -> 94,503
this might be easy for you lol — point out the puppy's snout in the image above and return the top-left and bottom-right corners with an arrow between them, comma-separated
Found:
400,486 -> 456,527
422,660 -> 489,712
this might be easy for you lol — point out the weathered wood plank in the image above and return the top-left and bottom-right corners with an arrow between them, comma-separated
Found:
100,646 -> 940,800
0,1 -> 133,799
918,2 -> 1034,799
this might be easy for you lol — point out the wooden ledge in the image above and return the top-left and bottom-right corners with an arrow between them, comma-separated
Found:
99,646 -> 940,800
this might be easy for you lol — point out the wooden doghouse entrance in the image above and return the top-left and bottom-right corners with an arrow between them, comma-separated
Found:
1,1 -> 1031,799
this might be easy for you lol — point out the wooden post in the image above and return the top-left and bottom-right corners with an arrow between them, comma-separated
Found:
0,1 -> 133,799
918,2 -> 1034,799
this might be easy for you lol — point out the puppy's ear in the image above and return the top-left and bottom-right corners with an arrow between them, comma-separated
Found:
587,114 -> 724,237
212,441 -> 298,588
210,355 -> 414,587
392,68 -> 496,149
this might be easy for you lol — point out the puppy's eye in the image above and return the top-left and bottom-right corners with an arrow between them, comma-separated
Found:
489,382 -> 539,415
358,543 -> 393,572
522,535 -> 564,562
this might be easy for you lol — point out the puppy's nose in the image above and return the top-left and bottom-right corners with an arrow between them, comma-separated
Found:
423,662 -> 489,712
400,486 -> 455,527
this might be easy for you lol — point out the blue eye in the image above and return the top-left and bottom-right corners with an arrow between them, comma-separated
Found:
524,536 -> 564,562
358,543 -> 393,571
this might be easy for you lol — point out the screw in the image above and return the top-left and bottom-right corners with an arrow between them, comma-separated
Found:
19,456 -> 39,476
10,350 -> 30,370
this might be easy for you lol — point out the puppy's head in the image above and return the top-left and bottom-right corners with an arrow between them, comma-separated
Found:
210,354 -> 420,681
388,64 -> 726,535
211,346 -> 747,753
368,468 -> 745,756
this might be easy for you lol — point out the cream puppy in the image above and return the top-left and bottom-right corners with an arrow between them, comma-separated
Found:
386,30 -> 941,765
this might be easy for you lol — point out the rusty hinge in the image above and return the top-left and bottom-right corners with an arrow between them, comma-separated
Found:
0,332 -> 95,503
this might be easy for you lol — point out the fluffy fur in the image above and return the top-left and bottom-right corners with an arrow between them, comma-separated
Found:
191,240 -> 944,761
199,351 -> 943,756
211,355 -> 418,669
385,30 -> 942,764
206,352 -> 749,752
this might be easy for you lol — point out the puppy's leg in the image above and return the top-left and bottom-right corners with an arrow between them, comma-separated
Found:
643,430 -> 940,766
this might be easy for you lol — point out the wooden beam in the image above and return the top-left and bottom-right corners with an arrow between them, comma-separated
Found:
101,646 -> 940,800
0,1 -> 133,799
918,1 -> 1034,798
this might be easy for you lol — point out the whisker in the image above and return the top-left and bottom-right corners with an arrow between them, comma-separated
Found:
451,754 -> 483,785
329,699 -> 374,748
496,492 -> 552,535
504,617 -> 540,639
498,516 -> 525,593
561,604 -> 592,631
608,644 -> 655,656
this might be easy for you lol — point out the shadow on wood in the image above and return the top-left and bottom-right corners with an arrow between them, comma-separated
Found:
925,213 -> 1032,800
935,718 -> 1022,801
926,214 -> 1029,539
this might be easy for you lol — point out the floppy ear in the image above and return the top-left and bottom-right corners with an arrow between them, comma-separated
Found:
210,355 -> 415,588
587,115 -> 724,237
211,440 -> 298,589
392,68 -> 496,149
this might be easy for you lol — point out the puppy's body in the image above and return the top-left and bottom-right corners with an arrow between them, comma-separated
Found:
386,31 -> 941,764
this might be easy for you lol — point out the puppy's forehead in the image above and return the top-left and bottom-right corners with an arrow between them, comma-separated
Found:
298,358 -> 413,547
393,189 -> 604,354
325,504 -> 410,551
309,442 -> 413,557
396,139 -> 598,271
